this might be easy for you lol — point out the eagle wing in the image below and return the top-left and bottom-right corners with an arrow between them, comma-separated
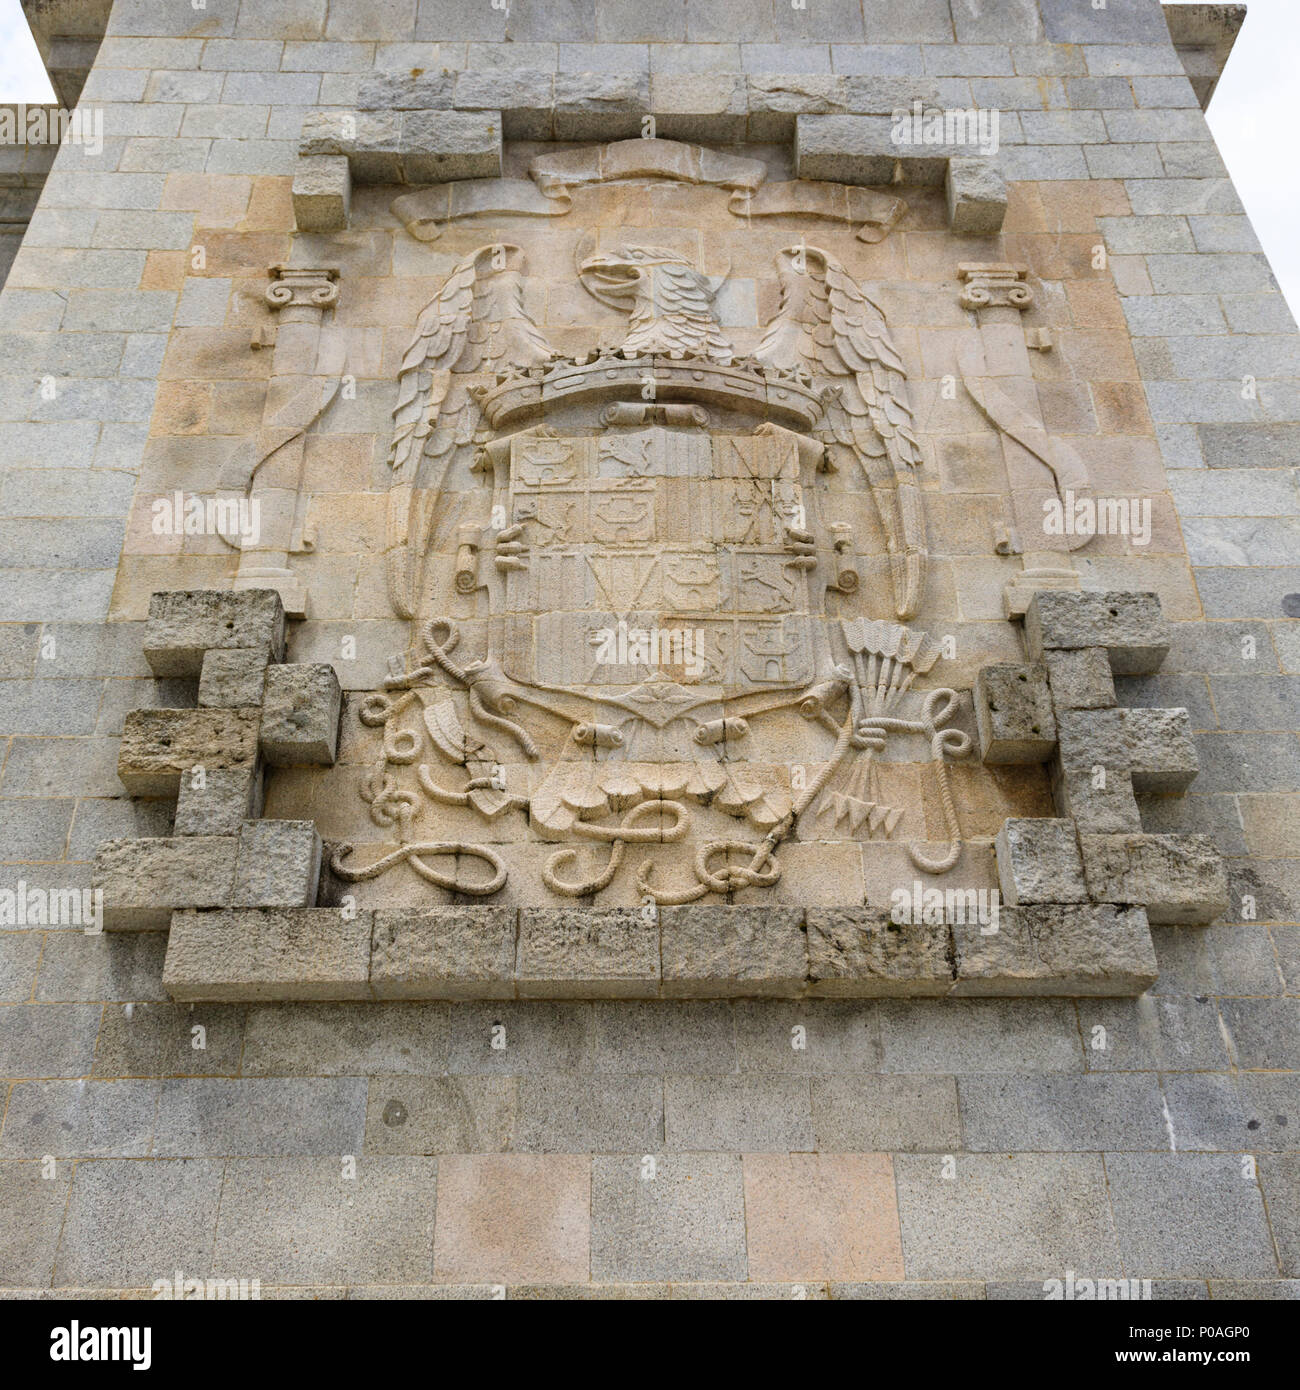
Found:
755,246 -> 927,620
386,243 -> 554,619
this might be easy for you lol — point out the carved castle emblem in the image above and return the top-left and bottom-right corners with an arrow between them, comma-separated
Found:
332,239 -> 970,902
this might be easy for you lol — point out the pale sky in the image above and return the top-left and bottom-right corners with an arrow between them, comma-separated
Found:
0,0 -> 1296,312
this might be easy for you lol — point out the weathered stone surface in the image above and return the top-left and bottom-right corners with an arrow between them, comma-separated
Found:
795,114 -> 900,184
94,836 -> 238,931
946,156 -> 1007,234
1025,590 -> 1170,676
399,111 -> 502,183
260,662 -> 341,766
995,818 -> 1088,905
553,73 -> 650,140
1044,646 -> 1116,711
117,706 -> 260,797
974,663 -> 1057,764
292,154 -> 350,233
371,908 -> 517,999
197,648 -> 268,709
1052,764 -> 1144,833
1080,834 -> 1231,925
806,909 -> 952,997
1056,707 -> 1199,796
953,905 -> 1159,996
163,909 -> 373,1001
143,589 -> 285,677
517,908 -> 659,998
174,765 -> 263,837
660,906 -> 805,997
233,820 -> 321,909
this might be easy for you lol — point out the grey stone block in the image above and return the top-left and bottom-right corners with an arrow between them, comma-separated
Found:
453,68 -> 555,139
1159,1074 -> 1253,1152
1259,1155 -> 1300,1278
213,1157 -> 436,1284
153,1078 -> 367,1156
832,1281 -> 983,1299
1044,647 -> 1116,710
1079,833 -> 1230,925
173,765 -> 262,836
0,1160 -> 71,1286
197,647 -> 268,708
660,905 -> 805,997
1025,591 -> 1170,675
117,706 -> 262,797
1056,705 -> 1200,798
953,904 -> 1158,996
292,153 -> 350,232
795,114 -> 905,185
593,1001 -> 737,1074
591,1153 -> 747,1283
894,1153 -> 1120,1281
515,1075 -> 664,1152
364,1077 -> 516,1155
0,1004 -> 100,1078
1052,764 -> 1142,834
260,662 -> 341,766
878,998 -> 1082,1072
995,818 -> 1088,904
446,1001 -> 593,1074
232,820 -> 321,909
805,909 -> 953,996
92,1002 -> 245,1078
974,664 -> 1057,764
733,1000 -> 881,1072
54,1159 -> 224,1288
242,1001 -> 447,1075
664,1075 -> 812,1151
0,930 -> 42,1002
946,156 -> 1007,234
959,1073 -> 1167,1151
0,1079 -> 159,1158
1080,996 -> 1228,1073
517,908 -> 659,999
371,908 -> 517,999
1219,998 -> 1300,1071
144,589 -> 285,677
33,931 -> 168,1003
163,908 -> 373,1001
95,836 -> 238,930
1104,1154 -> 1277,1279
812,1074 -> 960,1151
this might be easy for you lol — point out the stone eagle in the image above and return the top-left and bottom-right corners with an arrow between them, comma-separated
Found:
755,246 -> 927,620
386,243 -> 555,619
578,243 -> 734,364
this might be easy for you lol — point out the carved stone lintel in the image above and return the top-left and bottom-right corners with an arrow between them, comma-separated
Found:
265,265 -> 340,311
958,262 -> 1034,311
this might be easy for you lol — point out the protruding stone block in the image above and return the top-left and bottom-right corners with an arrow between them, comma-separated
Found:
945,156 -> 1007,234
453,68 -> 554,140
1055,707 -> 1199,798
1024,590 -> 1170,675
197,648 -> 268,708
805,909 -> 953,997
1052,765 -> 1143,833
1044,647 -> 1116,710
94,836 -> 237,931
117,707 -> 261,797
516,908 -> 659,998
233,819 -> 321,909
995,819 -> 1088,905
795,114 -> 899,185
292,153 -> 351,232
143,589 -> 285,677
371,908 -> 518,999
1079,833 -> 1230,925
952,904 -> 1157,996
163,908 -> 373,1001
260,663 -> 341,766
400,110 -> 502,182
174,766 -> 263,837
553,73 -> 650,140
660,906 -> 806,997
974,664 -> 1057,764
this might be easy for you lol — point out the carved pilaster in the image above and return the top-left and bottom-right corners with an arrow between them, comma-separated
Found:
958,262 -> 1034,311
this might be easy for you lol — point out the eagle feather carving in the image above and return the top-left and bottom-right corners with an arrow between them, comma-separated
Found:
386,243 -> 554,619
755,246 -> 927,620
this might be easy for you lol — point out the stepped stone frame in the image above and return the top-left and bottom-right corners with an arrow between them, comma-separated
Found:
84,101 -> 1231,997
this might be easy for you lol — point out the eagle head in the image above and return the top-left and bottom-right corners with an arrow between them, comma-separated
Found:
578,244 -> 693,309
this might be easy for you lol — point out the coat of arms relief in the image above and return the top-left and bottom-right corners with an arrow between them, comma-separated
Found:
327,144 -> 984,907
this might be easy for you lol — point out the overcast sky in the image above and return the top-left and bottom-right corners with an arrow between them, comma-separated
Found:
0,0 -> 1296,313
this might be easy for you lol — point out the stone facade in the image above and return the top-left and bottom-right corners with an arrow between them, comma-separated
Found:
1,0 -> 1298,1298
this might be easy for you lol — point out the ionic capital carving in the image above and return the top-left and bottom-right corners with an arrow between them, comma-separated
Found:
959,262 -> 1034,311
265,265 -> 340,311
